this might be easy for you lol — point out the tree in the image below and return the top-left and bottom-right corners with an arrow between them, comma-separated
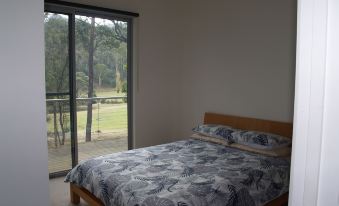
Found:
44,14 -> 69,93
45,13 -> 127,143
45,13 -> 70,147
85,17 -> 95,142
76,16 -> 128,142
95,64 -> 109,87
112,20 -> 127,43
45,14 -> 129,144
76,72 -> 89,97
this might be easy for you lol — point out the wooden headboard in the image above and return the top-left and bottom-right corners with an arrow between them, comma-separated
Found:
204,113 -> 293,138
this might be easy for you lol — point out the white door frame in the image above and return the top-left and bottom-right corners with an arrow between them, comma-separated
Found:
289,0 -> 328,205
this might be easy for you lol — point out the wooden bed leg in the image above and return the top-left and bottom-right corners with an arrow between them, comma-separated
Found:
70,183 -> 80,204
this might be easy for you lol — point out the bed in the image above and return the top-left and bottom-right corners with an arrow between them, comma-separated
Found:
65,112 -> 292,206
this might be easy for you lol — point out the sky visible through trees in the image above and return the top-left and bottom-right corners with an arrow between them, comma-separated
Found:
45,13 -> 128,147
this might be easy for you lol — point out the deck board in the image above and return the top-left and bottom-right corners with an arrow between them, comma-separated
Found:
48,134 -> 127,173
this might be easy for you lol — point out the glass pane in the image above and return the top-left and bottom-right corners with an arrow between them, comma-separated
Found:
75,15 -> 128,161
46,97 -> 72,173
44,13 -> 69,94
45,12 -> 72,173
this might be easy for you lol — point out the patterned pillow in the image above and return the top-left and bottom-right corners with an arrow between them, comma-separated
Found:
231,130 -> 292,150
191,133 -> 291,157
192,124 -> 237,144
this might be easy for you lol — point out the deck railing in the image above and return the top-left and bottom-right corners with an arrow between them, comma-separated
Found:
46,96 -> 127,103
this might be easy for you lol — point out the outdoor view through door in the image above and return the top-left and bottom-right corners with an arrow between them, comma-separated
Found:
45,11 -> 131,175
75,15 -> 128,162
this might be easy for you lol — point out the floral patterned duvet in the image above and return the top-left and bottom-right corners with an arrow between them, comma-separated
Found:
65,139 -> 290,206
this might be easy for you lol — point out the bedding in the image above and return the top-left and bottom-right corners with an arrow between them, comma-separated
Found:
65,139 -> 290,206
191,133 -> 291,157
193,124 -> 292,150
231,130 -> 291,150
192,124 -> 235,144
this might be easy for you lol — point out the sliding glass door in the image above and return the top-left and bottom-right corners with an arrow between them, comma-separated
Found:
44,4 -> 134,176
75,15 -> 128,161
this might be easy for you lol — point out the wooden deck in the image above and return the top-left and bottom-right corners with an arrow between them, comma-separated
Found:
48,134 -> 127,173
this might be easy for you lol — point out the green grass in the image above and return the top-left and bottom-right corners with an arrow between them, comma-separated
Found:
77,103 -> 127,133
47,103 -> 127,133
94,87 -> 125,97
47,87 -> 127,139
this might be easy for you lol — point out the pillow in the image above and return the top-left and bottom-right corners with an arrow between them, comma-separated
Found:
191,133 -> 291,157
192,124 -> 237,144
231,130 -> 292,150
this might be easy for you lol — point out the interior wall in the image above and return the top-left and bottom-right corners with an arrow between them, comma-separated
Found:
63,0 -> 297,141
317,0 -> 339,204
63,0 -> 186,147
288,0 -> 339,204
177,0 -> 297,138
0,0 -> 50,205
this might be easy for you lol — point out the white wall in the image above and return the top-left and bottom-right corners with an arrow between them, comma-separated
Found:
63,0 -> 297,144
289,0 -> 339,205
178,0 -> 297,137
64,0 -> 185,147
0,0 -> 50,205
317,0 -> 339,204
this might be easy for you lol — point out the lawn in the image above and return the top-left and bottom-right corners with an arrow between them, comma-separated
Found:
93,87 -> 125,97
77,103 -> 127,134
47,87 -> 128,142
47,103 -> 127,133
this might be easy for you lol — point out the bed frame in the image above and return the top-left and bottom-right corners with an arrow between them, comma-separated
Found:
70,112 -> 293,206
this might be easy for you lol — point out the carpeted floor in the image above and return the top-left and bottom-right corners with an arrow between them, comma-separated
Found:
49,177 -> 89,206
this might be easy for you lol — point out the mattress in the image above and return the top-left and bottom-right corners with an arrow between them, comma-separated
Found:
65,139 -> 290,206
